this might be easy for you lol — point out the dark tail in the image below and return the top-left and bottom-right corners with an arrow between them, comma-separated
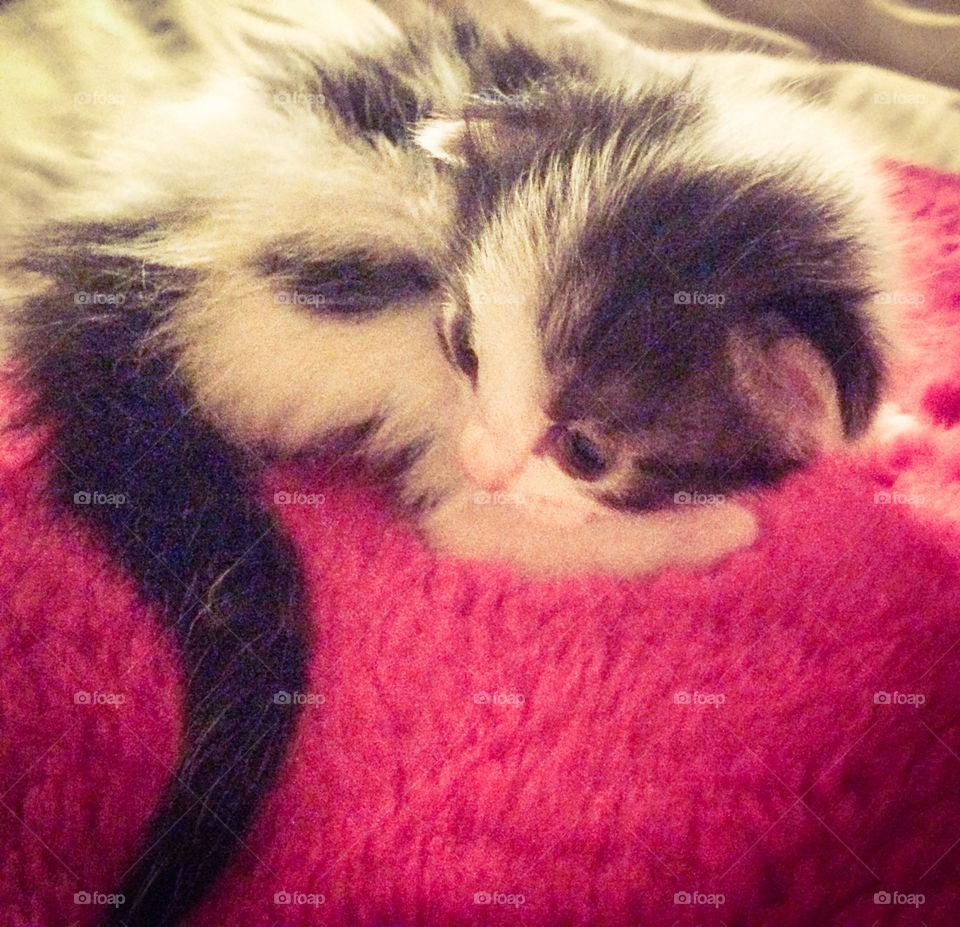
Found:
11,237 -> 310,925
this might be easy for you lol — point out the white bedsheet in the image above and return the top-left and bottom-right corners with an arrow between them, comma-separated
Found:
491,0 -> 960,170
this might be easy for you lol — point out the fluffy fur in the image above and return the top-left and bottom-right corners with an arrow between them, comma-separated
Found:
0,0 -> 900,923
1,0 -> 892,567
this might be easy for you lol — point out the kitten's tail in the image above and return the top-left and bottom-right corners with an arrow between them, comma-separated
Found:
10,244 -> 310,926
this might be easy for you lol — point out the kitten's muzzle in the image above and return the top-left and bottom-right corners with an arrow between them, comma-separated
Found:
458,419 -> 530,491
458,420 -> 612,526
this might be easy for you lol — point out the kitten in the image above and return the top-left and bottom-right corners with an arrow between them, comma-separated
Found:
0,0 -> 890,923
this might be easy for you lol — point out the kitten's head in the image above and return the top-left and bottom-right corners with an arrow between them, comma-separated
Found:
422,74 -> 888,517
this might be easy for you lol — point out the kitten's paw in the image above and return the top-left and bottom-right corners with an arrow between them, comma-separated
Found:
420,493 -> 758,578
645,501 -> 759,570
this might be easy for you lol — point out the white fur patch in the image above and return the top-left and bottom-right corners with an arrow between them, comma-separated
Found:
414,117 -> 469,166
461,210 -> 553,465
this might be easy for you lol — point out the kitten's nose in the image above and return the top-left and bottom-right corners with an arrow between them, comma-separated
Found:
458,420 -> 528,490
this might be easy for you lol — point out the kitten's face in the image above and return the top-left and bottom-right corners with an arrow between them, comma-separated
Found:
436,264 -> 830,521
428,80 -> 883,520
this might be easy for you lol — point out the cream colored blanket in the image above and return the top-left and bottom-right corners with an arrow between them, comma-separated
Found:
517,0 -> 960,170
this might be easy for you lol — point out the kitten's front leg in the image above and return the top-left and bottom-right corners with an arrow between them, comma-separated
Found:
421,491 -> 758,578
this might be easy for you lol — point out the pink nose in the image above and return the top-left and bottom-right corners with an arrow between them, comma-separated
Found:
458,421 -> 529,490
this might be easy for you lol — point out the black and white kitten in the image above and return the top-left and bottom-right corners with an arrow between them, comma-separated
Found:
0,0 -> 890,924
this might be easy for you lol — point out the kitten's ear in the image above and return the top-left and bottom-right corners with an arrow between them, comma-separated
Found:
756,290 -> 887,438
415,101 -> 549,170
728,329 -> 846,458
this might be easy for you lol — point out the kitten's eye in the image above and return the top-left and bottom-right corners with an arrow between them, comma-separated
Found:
450,309 -> 479,384
553,426 -> 608,481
